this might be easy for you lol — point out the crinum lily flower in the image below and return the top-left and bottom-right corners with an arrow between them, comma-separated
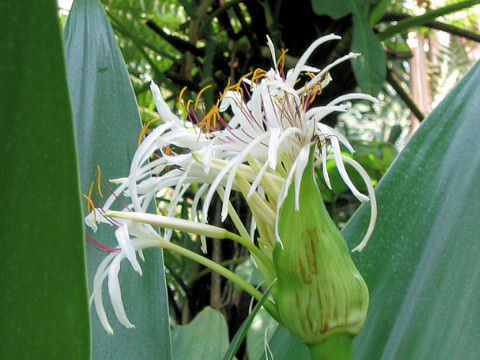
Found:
84,34 -> 377,355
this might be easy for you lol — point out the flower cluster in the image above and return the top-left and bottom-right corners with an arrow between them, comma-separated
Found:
85,34 -> 377,334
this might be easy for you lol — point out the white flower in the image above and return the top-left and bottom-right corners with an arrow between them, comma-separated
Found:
84,34 -> 378,332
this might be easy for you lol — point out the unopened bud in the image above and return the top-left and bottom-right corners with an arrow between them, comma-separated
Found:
272,148 -> 369,346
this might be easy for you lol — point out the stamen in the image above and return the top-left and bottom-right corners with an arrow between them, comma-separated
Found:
138,118 -> 160,146
178,86 -> 188,105
86,233 -> 120,253
82,193 -> 96,215
277,48 -> 288,74
252,68 -> 267,82
99,178 -> 130,210
164,145 -> 174,156
195,84 -> 213,110
96,165 -> 104,197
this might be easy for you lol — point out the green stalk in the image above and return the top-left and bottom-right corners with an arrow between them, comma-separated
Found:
378,0 -> 480,40
226,232 -> 275,276
216,187 -> 251,240
308,335 -> 353,360
191,256 -> 249,282
161,240 -> 280,321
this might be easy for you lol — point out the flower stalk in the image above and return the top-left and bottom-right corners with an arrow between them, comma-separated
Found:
309,334 -> 353,360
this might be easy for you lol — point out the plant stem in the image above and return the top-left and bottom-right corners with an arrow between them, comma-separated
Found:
191,256 -> 249,282
380,12 -> 480,43
386,69 -> 425,121
161,240 -> 280,321
227,232 -> 275,275
217,187 -> 251,240
378,0 -> 480,40
308,335 -> 353,360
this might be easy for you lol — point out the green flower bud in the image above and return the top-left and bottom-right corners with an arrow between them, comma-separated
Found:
272,148 -> 369,346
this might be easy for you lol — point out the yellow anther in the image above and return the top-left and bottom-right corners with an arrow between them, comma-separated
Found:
88,180 -> 94,201
223,78 -> 233,91
253,68 -> 266,76
82,194 -> 97,223
178,86 -> 188,105
252,73 -> 268,82
234,71 -> 253,89
252,68 -> 268,82
199,102 -> 220,133
164,145 -> 173,156
186,99 -> 194,113
83,180 -> 96,218
138,118 -> 160,146
277,48 -> 288,69
96,165 -> 104,197
195,84 -> 213,110
305,72 -> 315,79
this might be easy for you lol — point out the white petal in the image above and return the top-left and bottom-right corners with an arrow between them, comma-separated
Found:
268,128 -> 281,169
293,145 -> 311,211
108,254 -> 135,329
301,52 -> 359,94
247,161 -> 270,199
219,133 -> 270,221
339,156 -> 377,252
249,216 -> 257,243
327,93 -> 378,106
260,85 -> 280,128
317,123 -> 355,153
266,35 -> 277,70
115,224 -> 142,275
330,137 -> 368,201
321,145 -> 332,189
287,34 -> 341,87
129,122 -> 175,212
91,253 -> 117,334
192,184 -> 209,222
204,133 -> 268,222
150,81 -> 183,127
165,183 -> 190,241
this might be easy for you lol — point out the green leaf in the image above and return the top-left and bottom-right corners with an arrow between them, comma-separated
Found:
350,4 -> 386,95
311,0 -> 352,19
344,60 -> 480,359
0,1 -> 90,359
64,0 -> 172,359
172,307 -> 230,360
223,281 -> 276,360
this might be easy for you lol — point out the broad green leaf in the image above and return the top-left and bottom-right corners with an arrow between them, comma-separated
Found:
350,4 -> 386,95
311,0 -> 352,19
223,281 -> 276,360
257,58 -> 480,360
0,1 -> 90,359
345,60 -> 480,359
172,307 -> 230,360
64,0 -> 172,359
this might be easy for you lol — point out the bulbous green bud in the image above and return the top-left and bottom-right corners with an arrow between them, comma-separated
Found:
272,148 -> 369,346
